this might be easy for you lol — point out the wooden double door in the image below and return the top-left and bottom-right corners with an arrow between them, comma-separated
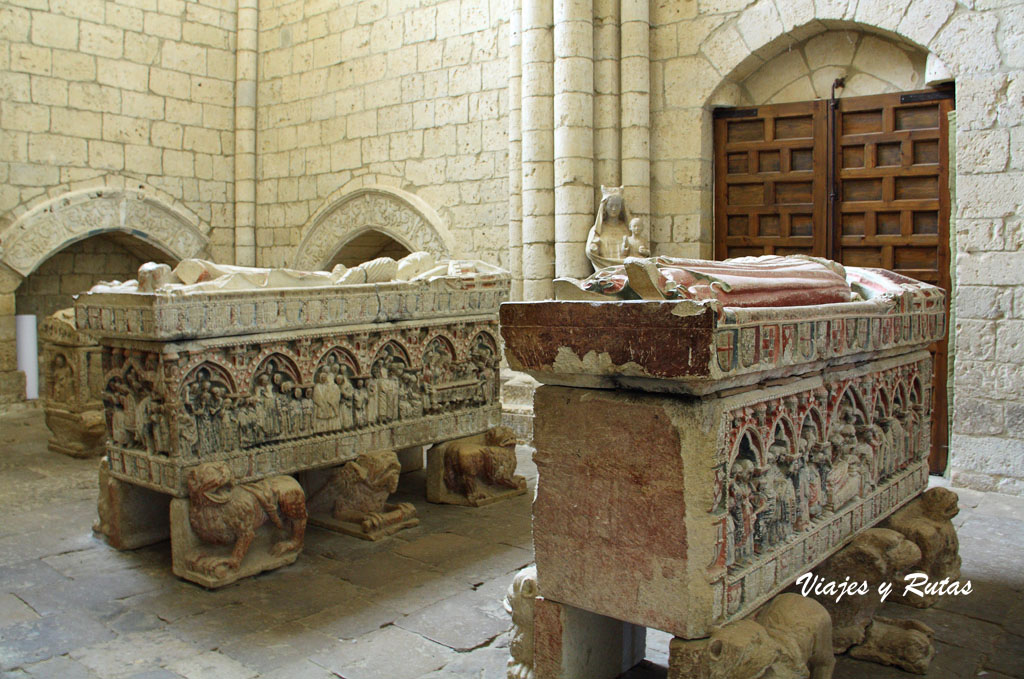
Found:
713,89 -> 954,473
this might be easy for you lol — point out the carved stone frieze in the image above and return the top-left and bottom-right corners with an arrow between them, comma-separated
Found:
294,188 -> 452,271
1,189 -> 207,277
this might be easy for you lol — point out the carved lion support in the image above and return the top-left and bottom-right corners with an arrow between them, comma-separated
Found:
426,427 -> 527,507
304,450 -> 418,540
170,462 -> 306,588
669,593 -> 836,679
880,487 -> 961,608
793,527 -> 936,675
504,565 -> 538,679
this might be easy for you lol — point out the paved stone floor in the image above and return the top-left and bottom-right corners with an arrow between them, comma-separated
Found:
1,407 -> 1022,679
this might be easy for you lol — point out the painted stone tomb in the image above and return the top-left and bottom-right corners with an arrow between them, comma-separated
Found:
78,254 -> 511,586
500,255 -> 946,679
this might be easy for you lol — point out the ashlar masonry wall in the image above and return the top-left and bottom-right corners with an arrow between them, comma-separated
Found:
0,0 -> 237,261
255,0 -> 510,269
640,0 -> 1024,494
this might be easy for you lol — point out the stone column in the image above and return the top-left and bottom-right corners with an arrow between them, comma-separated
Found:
0,265 -> 25,403
620,0 -> 650,225
508,0 -> 525,301
553,0 -> 594,280
233,0 -> 258,267
520,0 -> 556,300
593,0 -> 620,191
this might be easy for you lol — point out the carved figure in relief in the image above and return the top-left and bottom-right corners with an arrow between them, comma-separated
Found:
337,372 -> 355,430
306,450 -> 418,539
586,186 -> 649,271
729,460 -> 758,565
799,427 -> 824,518
184,462 -> 307,579
753,469 -> 776,555
301,388 -> 314,432
353,379 -> 369,427
702,593 -> 835,679
313,371 -> 339,426
881,488 -> 961,609
429,427 -> 525,506
51,353 -> 73,403
504,565 -> 538,679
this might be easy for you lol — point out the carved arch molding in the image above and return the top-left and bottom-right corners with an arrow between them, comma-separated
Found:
293,186 -> 454,271
0,188 -> 209,278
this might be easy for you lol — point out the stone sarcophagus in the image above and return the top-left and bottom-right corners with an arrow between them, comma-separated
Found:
500,256 -> 945,653
77,256 -> 509,586
39,308 -> 106,458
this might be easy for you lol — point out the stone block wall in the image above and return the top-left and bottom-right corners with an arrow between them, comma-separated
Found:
254,0 -> 510,269
638,0 -> 1024,493
14,234 -> 171,320
0,0 -> 237,263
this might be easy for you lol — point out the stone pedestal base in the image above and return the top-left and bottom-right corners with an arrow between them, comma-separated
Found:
170,499 -> 300,588
425,449 -> 526,507
534,598 -> 646,679
94,458 -> 170,550
425,427 -> 526,506
45,407 -> 105,458
308,504 -> 419,541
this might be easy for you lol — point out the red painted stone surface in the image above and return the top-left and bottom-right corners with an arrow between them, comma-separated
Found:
500,301 -> 715,378
532,386 -> 689,632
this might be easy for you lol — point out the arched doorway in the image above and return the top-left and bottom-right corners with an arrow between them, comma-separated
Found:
14,232 -> 178,398
326,229 -> 413,269
0,185 -> 209,402
15,232 -> 178,320
704,23 -> 953,473
293,185 -> 455,271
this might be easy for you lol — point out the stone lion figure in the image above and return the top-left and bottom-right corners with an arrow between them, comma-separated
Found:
703,593 -> 835,679
307,449 -> 417,535
503,565 -> 538,679
185,462 -> 306,579
805,528 -> 922,653
439,426 -> 525,504
881,487 -> 961,608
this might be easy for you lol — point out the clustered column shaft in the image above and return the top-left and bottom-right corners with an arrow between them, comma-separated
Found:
520,0 -> 556,301
553,0 -> 594,279
234,0 -> 258,267
511,0 -> 649,299
508,0 -> 525,301
619,0 -> 650,225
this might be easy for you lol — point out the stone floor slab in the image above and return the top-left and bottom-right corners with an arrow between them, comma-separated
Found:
0,408 -> 1022,678
0,613 -> 115,671
309,624 -> 456,679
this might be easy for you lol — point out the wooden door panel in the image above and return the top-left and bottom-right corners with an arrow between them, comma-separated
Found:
714,101 -> 827,260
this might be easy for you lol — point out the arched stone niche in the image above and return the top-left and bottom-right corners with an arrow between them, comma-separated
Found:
293,185 -> 455,271
0,187 -> 209,278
